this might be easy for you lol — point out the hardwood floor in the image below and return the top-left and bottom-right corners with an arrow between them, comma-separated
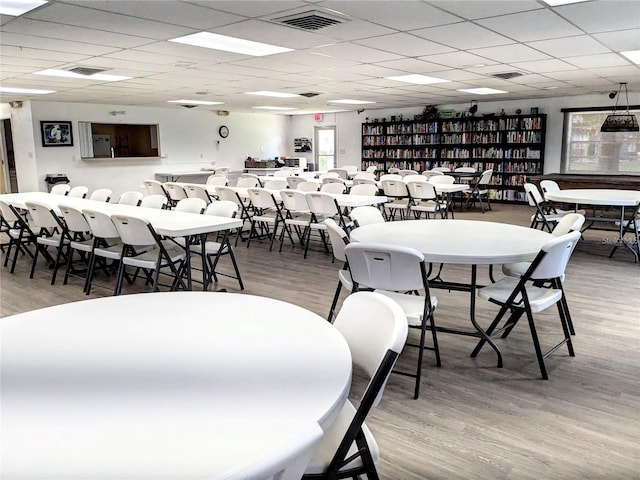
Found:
1,203 -> 639,479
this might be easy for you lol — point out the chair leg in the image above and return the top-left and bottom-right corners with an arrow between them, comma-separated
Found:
327,281 -> 343,323
524,308 -> 548,380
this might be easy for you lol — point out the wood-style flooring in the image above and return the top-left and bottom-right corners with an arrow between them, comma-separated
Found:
1,202 -> 639,480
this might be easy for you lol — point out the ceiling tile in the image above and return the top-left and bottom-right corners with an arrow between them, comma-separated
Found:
427,0 -> 542,20
476,9 -> 583,42
527,35 -> 612,58
469,44 -> 551,63
412,22 -> 514,50
354,33 -> 455,57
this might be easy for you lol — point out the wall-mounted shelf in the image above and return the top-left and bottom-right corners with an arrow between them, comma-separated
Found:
361,114 -> 546,203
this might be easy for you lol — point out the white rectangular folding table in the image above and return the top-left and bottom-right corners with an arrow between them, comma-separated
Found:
0,192 -> 242,290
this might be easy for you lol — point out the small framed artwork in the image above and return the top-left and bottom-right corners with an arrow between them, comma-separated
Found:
530,107 -> 539,115
41,121 -> 73,147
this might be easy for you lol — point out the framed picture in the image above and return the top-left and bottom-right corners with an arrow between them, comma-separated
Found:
530,107 -> 539,115
41,121 -> 73,147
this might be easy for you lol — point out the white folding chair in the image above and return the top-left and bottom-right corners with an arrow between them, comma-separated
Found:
303,192 -> 346,259
140,194 -> 168,209
344,242 -> 441,399
246,187 -> 287,251
175,197 -> 206,214
117,191 -> 144,206
58,203 -> 94,288
407,181 -> 444,219
89,188 -> 113,202
206,174 -> 228,186
184,184 -> 214,204
67,186 -> 88,198
303,292 -> 408,479
349,206 -> 385,228
325,218 -> 352,322
279,189 -> 312,253
473,231 -> 582,379
163,182 -> 188,208
50,184 -> 70,195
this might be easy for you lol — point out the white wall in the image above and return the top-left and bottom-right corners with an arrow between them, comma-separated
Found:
289,93 -> 639,174
11,101 -> 289,197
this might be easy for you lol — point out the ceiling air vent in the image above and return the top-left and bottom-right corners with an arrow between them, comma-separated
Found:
273,10 -> 348,31
491,71 -> 525,80
299,92 -> 322,98
67,66 -> 110,76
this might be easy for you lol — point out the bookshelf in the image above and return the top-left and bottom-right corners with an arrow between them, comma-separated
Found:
361,114 -> 546,203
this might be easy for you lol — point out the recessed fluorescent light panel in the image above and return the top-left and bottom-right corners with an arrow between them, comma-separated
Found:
386,74 -> 449,85
458,88 -> 507,95
0,86 -> 55,94
620,50 -> 640,64
33,69 -> 131,81
0,0 -> 47,16
541,0 -> 589,6
253,106 -> 297,110
327,99 -> 376,105
245,91 -> 300,98
169,32 -> 293,57
167,100 -> 224,105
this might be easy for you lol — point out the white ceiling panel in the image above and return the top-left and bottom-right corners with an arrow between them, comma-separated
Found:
565,53 -> 633,69
476,10 -> 584,42
354,33 -> 455,57
527,35 -> 613,58
592,29 -> 640,52
554,1 -> 640,34
0,32 -> 120,56
469,44 -> 551,63
428,0 -> 542,21
510,58 -> 578,74
412,22 -> 514,50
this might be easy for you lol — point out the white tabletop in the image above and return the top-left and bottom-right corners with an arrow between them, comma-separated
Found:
0,192 -> 241,237
545,189 -> 640,207
350,219 -> 552,264
1,292 -> 352,479
431,183 -> 471,194
155,170 -> 216,181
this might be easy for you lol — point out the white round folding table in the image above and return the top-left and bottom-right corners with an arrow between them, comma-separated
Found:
350,219 -> 553,366
1,292 -> 352,479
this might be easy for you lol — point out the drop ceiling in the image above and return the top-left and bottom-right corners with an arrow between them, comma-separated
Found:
1,0 -> 638,114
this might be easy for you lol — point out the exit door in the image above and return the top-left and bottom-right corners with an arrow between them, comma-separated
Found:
315,126 -> 336,172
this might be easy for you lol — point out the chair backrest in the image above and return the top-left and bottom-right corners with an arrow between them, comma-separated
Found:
111,214 -> 156,246
528,231 -> 581,281
143,179 -> 167,196
353,172 -> 376,181
140,194 -> 168,209
378,174 -> 402,182
184,184 -> 212,203
431,166 -> 450,172
349,206 -> 385,228
25,201 -> 60,230
333,291 -> 408,404
280,189 -> 309,213
422,170 -> 444,178
89,188 -> 113,202
319,172 -> 340,180
305,192 -> 340,218
221,422 -> 324,480
236,176 -> 260,188
273,169 -> 291,178
175,197 -> 206,214
286,176 -> 306,189
328,168 -> 348,180
477,169 -> 493,186
205,200 -> 238,218
83,209 -> 119,239
68,186 -> 88,198
344,242 -> 427,292
58,203 -> 91,234
215,186 -> 243,206
349,183 -> 378,196
206,174 -> 228,186
540,179 -> 561,197
0,200 -> 20,223
324,218 -> 349,262
428,175 -> 455,185
322,177 -> 345,186
263,179 -> 288,190
117,191 -> 144,206
365,165 -> 378,174
398,169 -> 418,177
403,174 -> 426,184
352,177 -> 377,186
214,167 -> 229,177
342,164 -> 359,175
406,180 -> 437,200
552,213 -> 585,236
297,181 -> 320,192
381,179 -> 408,197
455,166 -> 476,173
247,187 -> 278,210
164,182 -> 188,201
50,184 -> 70,195
321,182 -> 347,194
523,183 -> 544,207
388,167 -> 400,174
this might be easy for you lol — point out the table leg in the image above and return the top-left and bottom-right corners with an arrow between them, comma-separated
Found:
199,233 -> 209,290
468,265 -> 503,367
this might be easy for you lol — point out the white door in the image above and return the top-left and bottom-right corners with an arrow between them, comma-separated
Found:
315,126 -> 336,172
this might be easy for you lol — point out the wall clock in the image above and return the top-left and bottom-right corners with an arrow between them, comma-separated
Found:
218,125 -> 229,138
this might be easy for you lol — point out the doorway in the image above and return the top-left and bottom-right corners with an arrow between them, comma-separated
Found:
314,126 -> 336,172
0,119 -> 17,194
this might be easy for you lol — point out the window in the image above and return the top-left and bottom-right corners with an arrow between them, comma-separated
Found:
561,109 -> 640,174
78,122 -> 160,159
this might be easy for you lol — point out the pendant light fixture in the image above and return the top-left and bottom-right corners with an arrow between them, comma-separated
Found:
600,82 -> 639,132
